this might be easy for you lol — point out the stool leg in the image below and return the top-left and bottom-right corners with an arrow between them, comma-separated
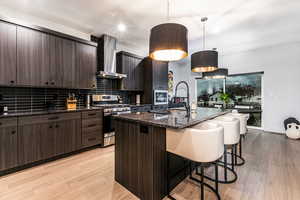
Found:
189,161 -> 192,178
200,165 -> 204,200
224,149 -> 228,182
215,162 -> 219,194
239,137 -> 242,158
231,146 -> 235,171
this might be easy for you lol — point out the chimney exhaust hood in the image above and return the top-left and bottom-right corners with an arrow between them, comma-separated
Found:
94,34 -> 127,79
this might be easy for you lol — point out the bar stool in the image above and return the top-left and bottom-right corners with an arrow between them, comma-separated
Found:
226,112 -> 249,166
203,116 -> 240,184
166,121 -> 224,200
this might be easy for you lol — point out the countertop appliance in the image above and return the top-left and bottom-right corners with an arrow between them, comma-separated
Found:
153,90 -> 168,105
92,94 -> 131,147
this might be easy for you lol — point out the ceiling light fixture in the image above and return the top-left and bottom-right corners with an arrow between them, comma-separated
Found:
202,68 -> 228,79
149,0 -> 188,61
117,23 -> 126,32
191,17 -> 218,72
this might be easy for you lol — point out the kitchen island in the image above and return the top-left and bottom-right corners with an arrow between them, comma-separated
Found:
112,108 -> 229,200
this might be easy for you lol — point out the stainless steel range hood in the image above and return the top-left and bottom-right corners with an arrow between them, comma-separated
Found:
95,35 -> 127,79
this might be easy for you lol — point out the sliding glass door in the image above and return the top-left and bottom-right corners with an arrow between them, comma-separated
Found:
196,72 -> 263,127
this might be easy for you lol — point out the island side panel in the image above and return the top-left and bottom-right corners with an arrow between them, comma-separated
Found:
114,119 -> 167,200
115,119 -> 139,196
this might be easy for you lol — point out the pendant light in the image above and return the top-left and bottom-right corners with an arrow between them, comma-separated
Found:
191,17 -> 218,72
202,68 -> 228,79
149,0 -> 188,61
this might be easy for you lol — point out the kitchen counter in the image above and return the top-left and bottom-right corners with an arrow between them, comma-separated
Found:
113,107 -> 230,200
0,107 -> 103,119
112,107 -> 230,129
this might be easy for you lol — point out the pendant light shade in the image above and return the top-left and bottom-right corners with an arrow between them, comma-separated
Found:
203,68 -> 228,79
191,17 -> 218,72
149,23 -> 188,61
191,50 -> 218,72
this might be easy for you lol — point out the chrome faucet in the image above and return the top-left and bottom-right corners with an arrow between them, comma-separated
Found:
174,81 -> 190,114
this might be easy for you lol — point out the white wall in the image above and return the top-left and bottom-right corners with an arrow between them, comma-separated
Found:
0,6 -> 91,40
169,42 -> 300,134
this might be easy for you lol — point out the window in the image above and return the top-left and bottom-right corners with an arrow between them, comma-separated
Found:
196,72 -> 263,127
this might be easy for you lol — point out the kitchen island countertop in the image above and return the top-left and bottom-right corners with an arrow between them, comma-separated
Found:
112,107 -> 230,129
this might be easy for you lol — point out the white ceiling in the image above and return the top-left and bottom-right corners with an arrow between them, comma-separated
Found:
0,0 -> 300,56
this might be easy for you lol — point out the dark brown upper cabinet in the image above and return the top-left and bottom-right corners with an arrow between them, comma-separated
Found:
76,43 -> 97,89
0,19 -> 97,89
17,26 -> 50,87
116,51 -> 144,91
143,57 -> 168,104
0,21 -> 17,86
0,118 -> 18,171
49,36 -> 76,88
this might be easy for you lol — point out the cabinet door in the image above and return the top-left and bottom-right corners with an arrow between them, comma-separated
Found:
60,119 -> 82,154
76,43 -> 97,89
0,126 -> 18,171
50,36 -> 76,88
122,55 -> 133,90
153,60 -> 168,90
40,123 -> 56,160
0,21 -> 17,86
18,124 -> 43,166
17,26 -> 50,87
135,58 -> 144,90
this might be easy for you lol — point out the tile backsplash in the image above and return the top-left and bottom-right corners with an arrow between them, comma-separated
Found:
0,78 -> 139,113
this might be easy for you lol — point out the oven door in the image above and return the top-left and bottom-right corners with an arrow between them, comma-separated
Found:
103,115 -> 115,147
154,90 -> 168,105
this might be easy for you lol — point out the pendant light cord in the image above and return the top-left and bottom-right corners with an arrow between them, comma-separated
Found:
203,21 -> 205,50
202,18 -> 207,50
167,0 -> 170,21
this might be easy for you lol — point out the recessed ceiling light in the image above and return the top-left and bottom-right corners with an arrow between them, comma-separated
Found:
117,23 -> 126,32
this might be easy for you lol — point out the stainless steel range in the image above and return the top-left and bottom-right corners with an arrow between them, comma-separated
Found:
92,95 -> 131,147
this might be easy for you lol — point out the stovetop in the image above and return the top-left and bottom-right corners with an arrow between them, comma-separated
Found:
93,104 -> 130,108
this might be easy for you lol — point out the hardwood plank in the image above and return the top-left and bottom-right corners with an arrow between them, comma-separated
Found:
0,130 -> 300,200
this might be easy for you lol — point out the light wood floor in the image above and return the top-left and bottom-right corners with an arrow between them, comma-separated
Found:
0,130 -> 300,200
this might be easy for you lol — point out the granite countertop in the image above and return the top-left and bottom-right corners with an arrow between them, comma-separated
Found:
0,107 -> 103,119
112,107 -> 230,129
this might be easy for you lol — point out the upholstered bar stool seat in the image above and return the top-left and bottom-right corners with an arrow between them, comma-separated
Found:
225,112 -> 250,166
166,122 -> 224,200
205,116 -> 240,184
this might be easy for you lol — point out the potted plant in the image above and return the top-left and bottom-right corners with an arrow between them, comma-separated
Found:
220,93 -> 230,109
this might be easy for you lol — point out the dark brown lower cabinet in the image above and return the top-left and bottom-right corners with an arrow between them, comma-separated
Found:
18,113 -> 82,166
0,118 -> 18,171
114,120 -> 166,200
58,119 -> 82,154
18,123 -> 43,166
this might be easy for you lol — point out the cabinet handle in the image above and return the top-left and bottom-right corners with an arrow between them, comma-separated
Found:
92,84 -> 96,88
88,113 -> 96,116
88,138 -> 96,141
49,125 -> 53,129
10,80 -> 15,84
45,82 -> 49,85
56,124 -> 60,128
11,130 -> 16,135
51,82 -> 55,85
87,124 -> 96,128
140,125 -> 149,134
48,116 -> 59,120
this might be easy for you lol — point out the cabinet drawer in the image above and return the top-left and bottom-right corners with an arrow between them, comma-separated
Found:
82,131 -> 102,148
82,110 -> 103,119
82,118 -> 102,128
19,112 -> 81,125
82,125 -> 102,135
0,118 -> 17,128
